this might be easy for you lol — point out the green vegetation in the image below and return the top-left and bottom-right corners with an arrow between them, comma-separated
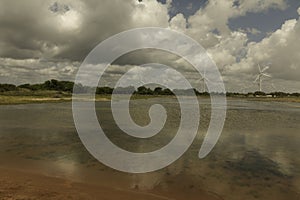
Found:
0,79 -> 204,96
226,91 -> 300,98
0,79 -> 299,104
18,79 -> 74,92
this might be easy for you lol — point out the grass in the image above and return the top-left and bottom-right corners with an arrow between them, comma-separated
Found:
0,90 -> 299,105
0,90 -> 174,105
0,90 -> 71,105
0,95 -> 71,105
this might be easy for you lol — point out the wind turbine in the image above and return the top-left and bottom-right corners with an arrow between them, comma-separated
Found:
254,64 -> 271,92
200,68 -> 209,92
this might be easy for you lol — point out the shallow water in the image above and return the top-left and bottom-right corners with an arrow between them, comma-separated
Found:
0,98 -> 299,199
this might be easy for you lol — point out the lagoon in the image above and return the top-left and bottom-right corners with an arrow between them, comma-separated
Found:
0,98 -> 299,199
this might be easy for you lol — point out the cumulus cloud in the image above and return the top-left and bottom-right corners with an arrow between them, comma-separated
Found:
185,0 -> 287,45
0,57 -> 80,85
0,0 -> 299,92
208,31 -> 248,68
223,9 -> 300,92
0,0 -> 169,61
247,18 -> 300,82
169,13 -> 187,31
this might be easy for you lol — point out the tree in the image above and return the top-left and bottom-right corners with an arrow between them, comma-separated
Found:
161,88 -> 174,95
96,86 -> 113,94
254,91 -> 266,96
0,84 -> 17,92
154,87 -> 162,95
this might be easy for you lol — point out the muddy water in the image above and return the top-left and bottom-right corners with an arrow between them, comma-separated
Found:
0,98 -> 299,200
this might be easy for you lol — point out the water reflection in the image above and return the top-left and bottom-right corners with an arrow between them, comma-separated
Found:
0,98 -> 299,199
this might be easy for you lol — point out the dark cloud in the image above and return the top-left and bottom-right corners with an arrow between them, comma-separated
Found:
0,1 -> 126,60
49,2 -> 70,14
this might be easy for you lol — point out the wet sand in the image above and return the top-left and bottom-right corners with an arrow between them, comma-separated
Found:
0,168 -> 181,200
0,155 -> 221,200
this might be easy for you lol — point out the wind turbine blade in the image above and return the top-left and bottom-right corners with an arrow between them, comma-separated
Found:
258,64 -> 262,73
262,73 -> 271,78
202,67 -> 206,79
254,74 -> 260,82
261,66 -> 269,72
200,68 -> 208,82
204,77 -> 210,82
200,77 -> 210,83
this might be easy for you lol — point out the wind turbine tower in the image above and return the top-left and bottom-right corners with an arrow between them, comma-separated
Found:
200,68 -> 209,92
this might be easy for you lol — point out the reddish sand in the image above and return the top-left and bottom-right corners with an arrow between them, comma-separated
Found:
0,155 -> 222,200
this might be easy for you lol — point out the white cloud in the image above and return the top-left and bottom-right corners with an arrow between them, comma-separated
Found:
186,0 -> 287,40
241,27 -> 262,35
131,0 -> 169,27
208,31 -> 248,67
245,18 -> 300,80
0,57 -> 80,85
223,12 -> 300,92
180,0 -> 298,92
237,0 -> 287,12
169,13 -> 187,31
0,0 -> 299,92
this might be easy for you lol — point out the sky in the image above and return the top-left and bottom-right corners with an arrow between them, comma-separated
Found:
0,0 -> 300,92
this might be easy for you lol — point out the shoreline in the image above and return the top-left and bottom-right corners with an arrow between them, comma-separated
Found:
1,95 -> 300,105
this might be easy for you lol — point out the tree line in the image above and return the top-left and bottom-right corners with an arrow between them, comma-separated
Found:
0,79 -> 200,96
0,79 -> 299,97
